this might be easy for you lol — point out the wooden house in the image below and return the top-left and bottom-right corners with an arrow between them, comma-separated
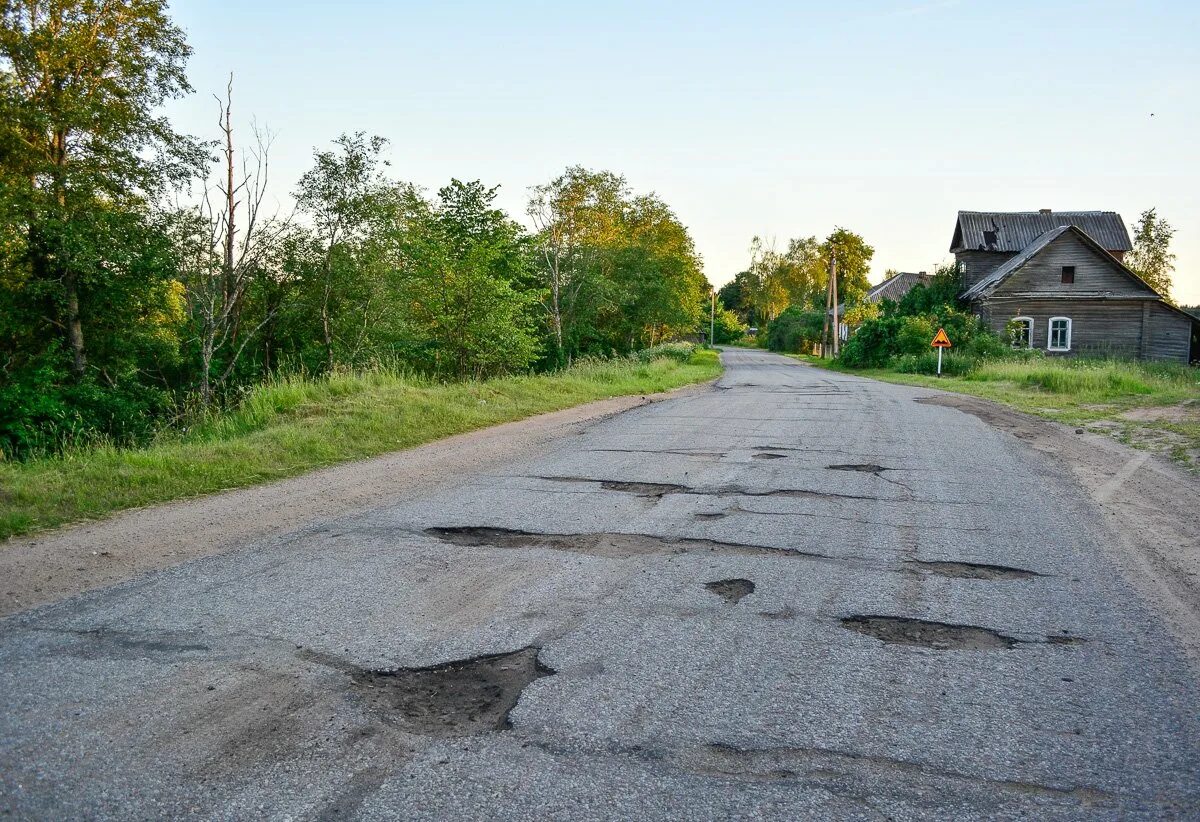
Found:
950,210 -> 1198,363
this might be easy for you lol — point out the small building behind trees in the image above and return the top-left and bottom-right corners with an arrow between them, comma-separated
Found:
950,210 -> 1198,363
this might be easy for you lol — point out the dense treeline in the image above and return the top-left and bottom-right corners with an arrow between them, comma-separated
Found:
0,1 -> 709,458
718,229 -> 873,351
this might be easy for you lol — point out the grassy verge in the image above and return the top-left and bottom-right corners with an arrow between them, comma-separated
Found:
0,349 -> 721,540
793,354 -> 1200,470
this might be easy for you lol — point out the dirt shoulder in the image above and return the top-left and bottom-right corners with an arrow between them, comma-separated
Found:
919,393 -> 1200,663
0,383 -> 711,618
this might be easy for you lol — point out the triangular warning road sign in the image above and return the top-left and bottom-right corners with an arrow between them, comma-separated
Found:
931,328 -> 952,348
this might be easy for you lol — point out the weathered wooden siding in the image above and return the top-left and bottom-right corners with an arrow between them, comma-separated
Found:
999,232 -> 1154,296
954,250 -> 1015,291
1145,302 -> 1193,362
975,297 -> 1190,362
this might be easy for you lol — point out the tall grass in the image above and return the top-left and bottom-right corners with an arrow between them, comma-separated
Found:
0,348 -> 720,540
963,358 -> 1197,401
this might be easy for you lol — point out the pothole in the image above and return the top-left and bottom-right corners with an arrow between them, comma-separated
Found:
752,452 -> 787,460
425,526 -> 825,561
599,481 -> 686,496
705,579 -> 755,604
693,512 -> 728,520
303,647 -> 554,736
905,560 -> 1041,580
828,463 -> 889,474
840,615 -> 1018,650
538,477 -> 686,497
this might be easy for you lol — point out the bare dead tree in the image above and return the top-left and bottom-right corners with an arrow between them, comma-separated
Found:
180,74 -> 293,405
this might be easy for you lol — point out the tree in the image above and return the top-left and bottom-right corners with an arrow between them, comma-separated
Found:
173,76 -> 292,403
527,167 -> 626,364
395,180 -> 541,378
821,228 -> 873,308
1126,208 -> 1176,302
294,132 -> 394,370
0,0 -> 202,380
608,193 -> 706,350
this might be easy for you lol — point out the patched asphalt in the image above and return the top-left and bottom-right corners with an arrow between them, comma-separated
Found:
1,348 -> 1197,820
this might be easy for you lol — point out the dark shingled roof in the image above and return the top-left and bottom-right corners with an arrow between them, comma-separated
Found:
950,210 -> 1131,254
832,271 -> 931,316
961,224 -> 1157,301
866,271 -> 931,303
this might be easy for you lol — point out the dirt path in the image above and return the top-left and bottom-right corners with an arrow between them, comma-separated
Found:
0,383 -> 712,617
920,393 -> 1200,663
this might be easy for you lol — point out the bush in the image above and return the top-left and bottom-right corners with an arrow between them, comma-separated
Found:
839,316 -> 903,368
766,307 -> 826,353
635,342 -> 696,363
0,355 -> 170,459
891,351 -> 980,377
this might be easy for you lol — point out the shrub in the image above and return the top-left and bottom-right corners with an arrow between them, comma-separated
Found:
635,342 -> 696,363
766,307 -> 826,353
891,351 -> 980,377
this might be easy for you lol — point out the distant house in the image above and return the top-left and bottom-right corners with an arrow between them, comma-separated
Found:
835,270 -> 932,339
951,210 -> 1198,363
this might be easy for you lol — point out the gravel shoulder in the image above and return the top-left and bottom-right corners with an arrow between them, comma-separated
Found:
0,383 -> 712,617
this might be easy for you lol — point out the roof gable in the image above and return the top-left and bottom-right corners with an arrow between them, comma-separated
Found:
866,271 -> 931,303
950,211 -> 1131,253
961,225 -> 1161,301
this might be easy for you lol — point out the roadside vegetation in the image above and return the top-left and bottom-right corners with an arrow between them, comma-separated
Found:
0,345 -> 719,539
0,3 -> 716,463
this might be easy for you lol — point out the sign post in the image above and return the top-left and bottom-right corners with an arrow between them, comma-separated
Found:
931,327 -> 952,376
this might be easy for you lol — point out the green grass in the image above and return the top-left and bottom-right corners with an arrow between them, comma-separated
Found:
793,353 -> 1200,470
0,350 -> 721,540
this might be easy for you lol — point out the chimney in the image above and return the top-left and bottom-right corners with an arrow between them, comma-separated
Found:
1039,208 -> 1052,215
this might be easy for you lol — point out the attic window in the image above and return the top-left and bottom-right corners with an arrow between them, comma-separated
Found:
1061,266 -> 1075,284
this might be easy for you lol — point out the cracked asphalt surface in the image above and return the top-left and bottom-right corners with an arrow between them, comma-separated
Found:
2,347 -> 1198,820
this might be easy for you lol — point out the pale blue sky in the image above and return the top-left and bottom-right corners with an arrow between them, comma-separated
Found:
163,1 -> 1200,302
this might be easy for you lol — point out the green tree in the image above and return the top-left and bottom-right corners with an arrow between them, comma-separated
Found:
1126,208 -> 1175,302
395,180 -> 541,378
0,0 -> 201,380
294,132 -> 395,370
527,167 -> 627,363
822,228 -> 873,307
608,193 -> 706,350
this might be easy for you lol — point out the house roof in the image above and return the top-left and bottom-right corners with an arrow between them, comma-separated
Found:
831,271 -> 931,316
961,224 -> 1157,301
950,210 -> 1131,254
866,271 -> 931,303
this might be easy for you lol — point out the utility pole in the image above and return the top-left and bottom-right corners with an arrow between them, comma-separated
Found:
821,248 -> 839,357
830,250 -> 839,356
710,289 -> 716,347
821,260 -> 833,358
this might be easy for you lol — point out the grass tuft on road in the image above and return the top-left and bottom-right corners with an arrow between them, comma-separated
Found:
0,349 -> 721,540
794,354 -> 1200,470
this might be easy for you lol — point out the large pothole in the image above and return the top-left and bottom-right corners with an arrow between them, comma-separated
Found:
905,560 -> 1042,580
426,526 -> 825,560
705,579 -> 755,604
827,463 -> 889,474
840,615 -> 1018,650
303,646 -> 554,736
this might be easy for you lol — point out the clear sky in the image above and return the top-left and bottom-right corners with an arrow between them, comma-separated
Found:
162,0 -> 1200,303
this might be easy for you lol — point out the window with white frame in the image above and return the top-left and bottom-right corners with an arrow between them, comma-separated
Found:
1048,316 -> 1072,351
1009,316 -> 1033,349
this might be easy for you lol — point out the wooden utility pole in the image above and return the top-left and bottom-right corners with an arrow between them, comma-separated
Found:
830,250 -> 839,356
821,248 -> 839,357
821,259 -> 833,357
710,288 -> 716,346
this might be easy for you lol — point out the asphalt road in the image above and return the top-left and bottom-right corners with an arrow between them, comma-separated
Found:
2,348 -> 1197,820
